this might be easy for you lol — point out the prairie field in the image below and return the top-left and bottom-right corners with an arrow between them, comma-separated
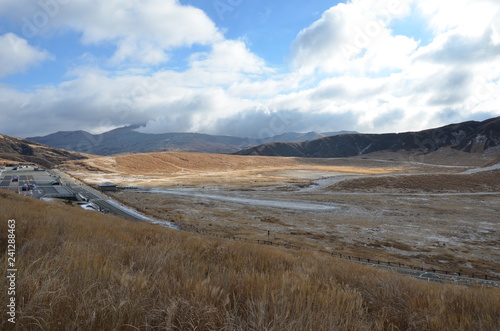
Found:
63,152 -> 500,277
62,151 -> 403,187
1,190 -> 500,330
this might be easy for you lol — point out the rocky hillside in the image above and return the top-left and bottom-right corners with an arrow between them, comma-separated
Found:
0,134 -> 87,168
236,116 -> 500,158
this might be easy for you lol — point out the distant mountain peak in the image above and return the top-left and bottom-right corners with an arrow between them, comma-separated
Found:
26,127 -> 357,156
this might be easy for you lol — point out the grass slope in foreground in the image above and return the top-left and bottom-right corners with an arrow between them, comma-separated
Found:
1,191 -> 499,330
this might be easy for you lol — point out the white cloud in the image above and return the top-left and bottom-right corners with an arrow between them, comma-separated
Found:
291,0 -> 417,74
0,57 -> 264,137
414,29 -> 500,65
1,0 -> 221,66
1,0 -> 500,139
190,40 -> 271,75
286,0 -> 500,132
0,33 -> 52,78
416,0 -> 500,37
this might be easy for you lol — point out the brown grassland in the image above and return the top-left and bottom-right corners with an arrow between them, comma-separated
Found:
331,170 -> 500,193
61,152 -> 403,186
1,190 -> 500,330
61,152 -> 500,278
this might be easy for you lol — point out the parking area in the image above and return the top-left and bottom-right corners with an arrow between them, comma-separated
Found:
0,166 -> 74,199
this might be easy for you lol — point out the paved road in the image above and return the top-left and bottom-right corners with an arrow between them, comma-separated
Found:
50,170 -> 176,228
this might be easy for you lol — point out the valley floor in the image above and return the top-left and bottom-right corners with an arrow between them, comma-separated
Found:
2,187 -> 499,330
63,152 -> 500,278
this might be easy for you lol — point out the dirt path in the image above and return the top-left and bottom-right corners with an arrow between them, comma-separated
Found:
146,188 -> 339,211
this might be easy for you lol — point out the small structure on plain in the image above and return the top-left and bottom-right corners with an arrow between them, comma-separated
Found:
98,182 -> 118,192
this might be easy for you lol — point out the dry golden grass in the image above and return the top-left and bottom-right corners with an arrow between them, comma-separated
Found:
331,169 -> 500,193
1,190 -> 500,330
108,179 -> 500,278
59,152 -> 500,278
68,152 -> 382,174
61,152 -> 404,187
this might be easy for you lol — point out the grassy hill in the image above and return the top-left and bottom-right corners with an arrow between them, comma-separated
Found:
62,151 -> 398,175
0,133 -> 87,168
60,151 -> 401,187
1,190 -> 499,330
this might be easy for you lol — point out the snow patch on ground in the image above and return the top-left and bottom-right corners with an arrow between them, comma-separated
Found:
79,203 -> 99,211
105,199 -> 178,229
479,222 -> 497,230
149,188 -> 338,211
299,175 -> 360,192
462,163 -> 500,174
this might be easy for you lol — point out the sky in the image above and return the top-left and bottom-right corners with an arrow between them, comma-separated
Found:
0,0 -> 499,139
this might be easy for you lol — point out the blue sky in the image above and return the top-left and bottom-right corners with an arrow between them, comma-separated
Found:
181,0 -> 339,65
0,0 -> 499,139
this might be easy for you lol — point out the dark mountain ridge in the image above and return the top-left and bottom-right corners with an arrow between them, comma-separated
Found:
27,126 -> 356,156
235,116 -> 500,158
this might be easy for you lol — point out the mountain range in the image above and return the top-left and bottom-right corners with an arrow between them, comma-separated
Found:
236,116 -> 500,158
27,126 -> 356,156
3,116 -> 499,167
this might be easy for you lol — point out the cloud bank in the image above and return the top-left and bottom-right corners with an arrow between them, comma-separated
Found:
0,0 -> 499,138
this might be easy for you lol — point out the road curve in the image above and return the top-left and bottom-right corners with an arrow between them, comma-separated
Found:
50,170 -> 176,228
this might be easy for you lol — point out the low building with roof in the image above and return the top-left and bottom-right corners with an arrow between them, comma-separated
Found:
98,182 -> 118,192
